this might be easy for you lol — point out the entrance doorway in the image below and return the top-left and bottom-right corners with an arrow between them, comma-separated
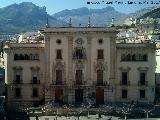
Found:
75,89 -> 83,103
55,88 -> 63,103
96,88 -> 104,104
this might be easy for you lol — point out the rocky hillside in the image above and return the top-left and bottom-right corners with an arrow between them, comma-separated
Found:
53,7 -> 126,27
0,2 -> 66,33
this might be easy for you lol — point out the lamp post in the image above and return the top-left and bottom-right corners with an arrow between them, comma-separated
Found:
143,108 -> 153,120
106,81 -> 110,102
86,87 -> 91,118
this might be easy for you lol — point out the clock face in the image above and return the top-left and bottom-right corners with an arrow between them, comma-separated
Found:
75,38 -> 83,45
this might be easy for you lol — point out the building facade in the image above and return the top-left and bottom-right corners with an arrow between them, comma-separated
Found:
1,27 -> 156,105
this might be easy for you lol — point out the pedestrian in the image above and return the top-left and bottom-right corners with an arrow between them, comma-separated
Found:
35,115 -> 39,120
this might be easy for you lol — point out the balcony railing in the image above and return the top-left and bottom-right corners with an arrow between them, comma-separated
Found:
73,81 -> 87,86
138,80 -> 148,86
13,80 -> 22,84
52,80 -> 66,85
120,80 -> 130,86
30,80 -> 40,84
93,81 -> 107,86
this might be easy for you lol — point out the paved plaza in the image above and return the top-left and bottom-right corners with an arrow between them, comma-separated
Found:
30,115 -> 160,120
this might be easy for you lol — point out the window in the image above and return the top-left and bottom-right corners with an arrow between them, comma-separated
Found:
140,72 -> 145,81
76,70 -> 82,84
97,70 -> 103,85
56,39 -> 62,44
32,88 -> 38,97
98,39 -> 103,44
97,49 -> 104,59
15,88 -> 21,98
56,70 -> 62,84
121,54 -> 126,61
30,54 -> 33,60
33,54 -> 39,60
75,49 -> 83,59
132,54 -> 136,61
140,72 -> 146,85
73,47 -> 86,60
126,54 -> 131,61
19,54 -> 24,60
143,54 -> 148,61
15,74 -> 21,84
16,75 -> 20,80
33,76 -> 37,81
14,54 -> 19,60
140,90 -> 145,99
122,72 -> 128,85
122,89 -> 127,99
32,75 -> 38,84
56,49 -> 62,59
0,75 -> 3,81
24,54 -> 29,60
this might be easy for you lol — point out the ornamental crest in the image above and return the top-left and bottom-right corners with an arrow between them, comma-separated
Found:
94,61 -> 107,71
75,60 -> 84,69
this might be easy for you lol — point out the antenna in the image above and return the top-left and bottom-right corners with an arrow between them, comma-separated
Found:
111,18 -> 115,27
69,18 -> 72,27
45,15 -> 49,28
87,17 -> 91,27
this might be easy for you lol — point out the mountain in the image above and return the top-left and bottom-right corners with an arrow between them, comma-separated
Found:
0,2 -> 66,33
139,7 -> 160,19
127,7 -> 157,18
0,2 -> 159,33
123,7 -> 158,25
52,7 -> 127,27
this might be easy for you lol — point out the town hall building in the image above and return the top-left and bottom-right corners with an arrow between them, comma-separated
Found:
1,26 -> 156,105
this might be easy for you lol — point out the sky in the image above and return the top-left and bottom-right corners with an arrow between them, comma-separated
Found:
0,0 -> 160,15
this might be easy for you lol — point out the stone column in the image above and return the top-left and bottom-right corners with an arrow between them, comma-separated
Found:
109,35 -> 116,82
87,36 -> 92,85
44,34 -> 51,102
44,35 -> 51,83
109,35 -> 116,102
68,36 -> 73,103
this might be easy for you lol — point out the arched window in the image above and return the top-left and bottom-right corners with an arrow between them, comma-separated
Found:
35,54 -> 39,60
121,54 -> 126,61
30,54 -> 33,60
19,54 -> 24,60
143,54 -> 148,61
139,54 -> 143,61
14,54 -> 19,60
24,54 -> 29,60
126,54 -> 131,61
132,54 -> 136,61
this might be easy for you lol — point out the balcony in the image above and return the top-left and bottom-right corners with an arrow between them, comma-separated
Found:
120,80 -> 130,86
73,81 -> 87,87
93,81 -> 107,87
13,80 -> 22,84
30,80 -> 40,84
52,81 -> 66,86
138,80 -> 148,86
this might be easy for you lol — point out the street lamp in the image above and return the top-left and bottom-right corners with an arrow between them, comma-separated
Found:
142,108 -> 153,119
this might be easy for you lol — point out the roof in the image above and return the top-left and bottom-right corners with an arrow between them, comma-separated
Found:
116,43 -> 156,49
4,43 -> 45,49
41,27 -> 119,34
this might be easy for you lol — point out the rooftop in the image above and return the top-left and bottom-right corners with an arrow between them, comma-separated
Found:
41,27 -> 119,34
4,43 -> 45,49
